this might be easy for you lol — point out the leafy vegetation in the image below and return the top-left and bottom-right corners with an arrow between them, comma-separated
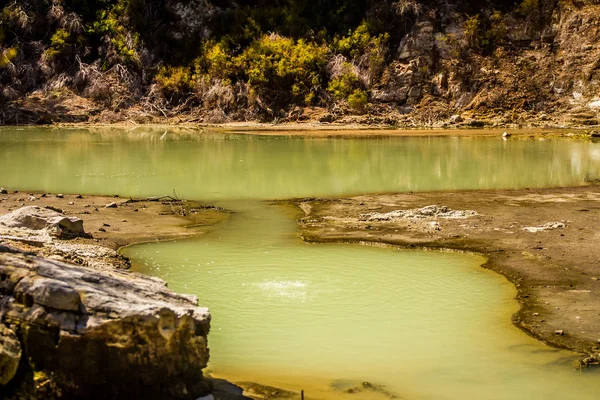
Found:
0,0 -> 566,118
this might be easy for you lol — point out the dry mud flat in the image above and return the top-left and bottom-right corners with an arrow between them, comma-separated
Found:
290,184 -> 600,360
0,190 -> 228,269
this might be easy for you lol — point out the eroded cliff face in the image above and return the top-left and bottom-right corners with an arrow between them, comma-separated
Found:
0,246 -> 211,400
381,1 -> 600,126
0,0 -> 599,126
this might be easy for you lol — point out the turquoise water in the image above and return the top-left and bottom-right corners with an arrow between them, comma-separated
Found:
2,127 -> 600,399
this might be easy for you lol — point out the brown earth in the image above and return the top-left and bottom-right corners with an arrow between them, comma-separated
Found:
287,184 -> 600,358
0,190 -> 229,268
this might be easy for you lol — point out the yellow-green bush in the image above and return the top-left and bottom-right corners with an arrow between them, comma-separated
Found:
334,21 -> 389,63
327,62 -> 360,99
517,0 -> 539,16
88,5 -> 139,67
234,34 -> 329,105
347,89 -> 368,111
45,29 -> 73,60
0,46 -> 17,68
155,66 -> 193,101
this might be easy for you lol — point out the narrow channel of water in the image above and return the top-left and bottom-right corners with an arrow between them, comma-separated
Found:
2,127 -> 600,399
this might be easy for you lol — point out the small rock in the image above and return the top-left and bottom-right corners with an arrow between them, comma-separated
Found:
103,223 -> 110,227
68,201 -> 75,205
41,193 -> 47,198
449,114 -> 464,124
533,313 -> 540,316
555,330 -> 564,336
122,220 -> 127,223
98,227 -> 106,232
0,206 -> 85,237
105,202 -> 118,208
0,187 -> 7,195
133,209 -> 139,212
502,132 -> 512,139
76,194 -> 83,199
56,194 -> 64,198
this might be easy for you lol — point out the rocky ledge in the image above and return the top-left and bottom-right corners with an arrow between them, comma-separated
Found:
0,245 -> 211,399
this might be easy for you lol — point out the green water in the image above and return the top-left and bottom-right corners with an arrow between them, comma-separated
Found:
1,127 -> 599,199
2,127 -> 600,399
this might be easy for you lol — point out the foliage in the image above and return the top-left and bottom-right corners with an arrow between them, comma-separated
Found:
87,2 -> 140,67
327,62 -> 361,99
463,11 -> 507,52
155,65 -> 193,101
347,88 -> 368,111
334,21 -> 388,63
45,29 -> 73,60
517,0 -> 539,16
0,46 -> 18,68
235,34 -> 329,104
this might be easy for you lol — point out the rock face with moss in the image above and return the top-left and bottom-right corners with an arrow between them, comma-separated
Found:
0,245 -> 211,400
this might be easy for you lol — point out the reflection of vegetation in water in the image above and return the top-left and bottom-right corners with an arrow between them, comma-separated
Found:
1,128 -> 599,200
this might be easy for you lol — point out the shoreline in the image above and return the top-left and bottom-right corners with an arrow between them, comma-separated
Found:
3,184 -> 600,357
2,184 -> 600,397
0,190 -> 229,269
1,122 -> 599,138
284,184 -> 600,358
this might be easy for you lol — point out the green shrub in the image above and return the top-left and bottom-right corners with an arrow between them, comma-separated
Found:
234,34 -> 329,106
155,66 -> 193,101
0,46 -> 18,68
347,89 -> 368,111
463,12 -> 506,51
327,62 -> 360,99
45,29 -> 73,60
517,0 -> 539,16
464,15 -> 481,48
88,3 -> 140,67
333,21 -> 389,63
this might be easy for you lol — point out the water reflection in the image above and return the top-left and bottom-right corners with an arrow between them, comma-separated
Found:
0,127 -> 599,200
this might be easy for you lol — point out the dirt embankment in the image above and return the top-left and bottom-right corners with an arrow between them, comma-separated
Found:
0,189 -> 229,269
288,185 -> 600,358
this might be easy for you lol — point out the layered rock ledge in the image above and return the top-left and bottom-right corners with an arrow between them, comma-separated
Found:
0,245 -> 211,399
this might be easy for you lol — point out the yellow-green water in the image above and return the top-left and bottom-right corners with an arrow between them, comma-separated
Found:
2,127 -> 600,399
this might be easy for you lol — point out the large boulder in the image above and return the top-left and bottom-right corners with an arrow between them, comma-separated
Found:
0,246 -> 211,399
0,206 -> 85,237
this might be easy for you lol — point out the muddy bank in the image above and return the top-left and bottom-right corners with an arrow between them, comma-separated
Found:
286,184 -> 600,357
0,190 -> 229,268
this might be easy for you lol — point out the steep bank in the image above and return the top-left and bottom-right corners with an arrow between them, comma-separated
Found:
0,246 -> 212,400
1,1 -> 600,127
0,191 -> 230,398
288,184 -> 600,360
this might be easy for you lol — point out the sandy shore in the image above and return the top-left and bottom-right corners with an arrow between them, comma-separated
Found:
50,122 -> 596,138
286,184 -> 600,357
